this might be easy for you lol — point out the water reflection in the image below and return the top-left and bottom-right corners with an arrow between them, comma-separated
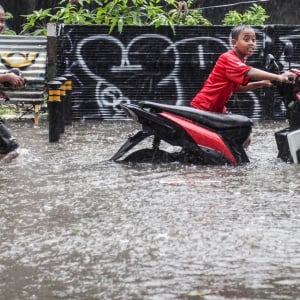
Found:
0,119 -> 300,299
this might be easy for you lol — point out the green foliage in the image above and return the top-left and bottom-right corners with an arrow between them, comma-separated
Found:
1,28 -> 16,35
21,0 -> 211,35
222,4 -> 269,26
21,8 -> 52,36
5,11 -> 13,21
0,105 -> 15,116
168,3 -> 211,26
50,5 -> 95,25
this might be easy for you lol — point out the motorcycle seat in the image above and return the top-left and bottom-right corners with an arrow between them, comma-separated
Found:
141,101 -> 253,130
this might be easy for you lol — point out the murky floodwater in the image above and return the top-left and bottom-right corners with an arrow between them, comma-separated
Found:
1,119 -> 300,300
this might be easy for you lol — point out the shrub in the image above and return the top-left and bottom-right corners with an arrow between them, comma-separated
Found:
222,4 -> 269,26
21,0 -> 211,35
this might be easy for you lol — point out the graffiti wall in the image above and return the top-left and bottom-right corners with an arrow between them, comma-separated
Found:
58,25 -> 300,120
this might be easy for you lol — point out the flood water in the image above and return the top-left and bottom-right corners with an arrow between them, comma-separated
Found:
1,119 -> 300,300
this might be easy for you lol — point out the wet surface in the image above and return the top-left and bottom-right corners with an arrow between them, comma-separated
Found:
1,119 -> 300,300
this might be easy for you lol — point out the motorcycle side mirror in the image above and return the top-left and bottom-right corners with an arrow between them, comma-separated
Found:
284,42 -> 294,58
265,53 -> 276,70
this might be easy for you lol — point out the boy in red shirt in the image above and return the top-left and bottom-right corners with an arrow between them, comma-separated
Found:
191,25 -> 294,113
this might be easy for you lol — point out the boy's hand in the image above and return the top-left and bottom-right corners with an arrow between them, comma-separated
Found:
279,71 -> 296,83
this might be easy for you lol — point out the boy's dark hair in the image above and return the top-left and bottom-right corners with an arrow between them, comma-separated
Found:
231,25 -> 254,39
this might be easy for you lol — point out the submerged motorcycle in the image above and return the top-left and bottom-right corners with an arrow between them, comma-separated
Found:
266,42 -> 300,163
110,102 -> 253,166
111,43 -> 300,165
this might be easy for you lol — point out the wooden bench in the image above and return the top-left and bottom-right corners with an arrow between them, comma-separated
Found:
0,35 -> 47,126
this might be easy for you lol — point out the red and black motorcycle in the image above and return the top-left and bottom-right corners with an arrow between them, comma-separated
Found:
110,101 -> 253,165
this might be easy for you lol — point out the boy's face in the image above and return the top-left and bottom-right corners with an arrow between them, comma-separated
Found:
0,11 -> 5,32
232,29 -> 256,58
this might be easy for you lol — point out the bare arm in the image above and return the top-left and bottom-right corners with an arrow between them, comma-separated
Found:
237,80 -> 272,92
247,67 -> 294,83
237,68 -> 294,92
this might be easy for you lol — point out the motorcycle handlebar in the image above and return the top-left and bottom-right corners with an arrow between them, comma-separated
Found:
288,75 -> 295,82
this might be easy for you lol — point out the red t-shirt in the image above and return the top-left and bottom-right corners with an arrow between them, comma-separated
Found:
191,49 -> 251,113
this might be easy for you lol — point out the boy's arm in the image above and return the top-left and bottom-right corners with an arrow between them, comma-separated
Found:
237,68 -> 295,92
247,68 -> 294,83
237,80 -> 272,92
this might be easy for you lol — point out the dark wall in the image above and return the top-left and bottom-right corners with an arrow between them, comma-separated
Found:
57,24 -> 300,120
34,0 -> 61,9
0,0 -> 63,33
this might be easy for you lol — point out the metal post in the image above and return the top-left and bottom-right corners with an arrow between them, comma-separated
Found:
48,80 -> 62,142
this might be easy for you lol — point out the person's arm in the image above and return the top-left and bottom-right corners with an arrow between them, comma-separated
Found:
237,80 -> 272,92
237,67 -> 295,92
0,73 -> 25,87
247,67 -> 294,83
